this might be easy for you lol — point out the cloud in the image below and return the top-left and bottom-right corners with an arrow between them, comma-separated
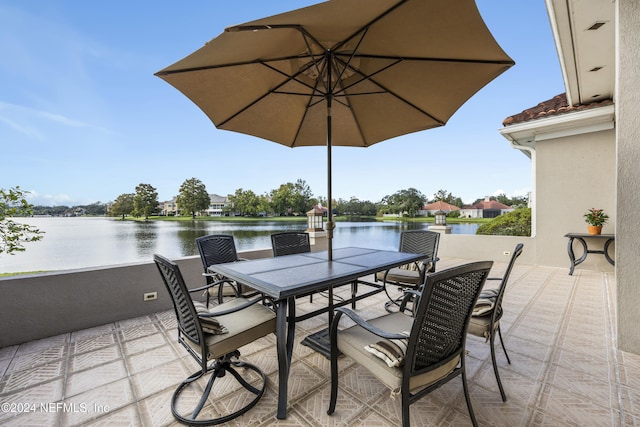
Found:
25,190 -> 74,206
0,114 -> 43,139
0,101 -> 111,138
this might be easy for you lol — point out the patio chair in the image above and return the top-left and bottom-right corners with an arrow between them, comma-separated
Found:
271,231 -> 319,303
376,230 -> 440,312
196,234 -> 256,306
154,254 -> 276,425
271,231 -> 358,308
468,242 -> 524,402
328,261 -> 493,427
270,231 -> 311,257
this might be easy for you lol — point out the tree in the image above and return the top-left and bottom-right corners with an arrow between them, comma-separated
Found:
229,188 -> 261,216
476,208 -> 531,236
382,188 -> 426,217
0,187 -> 44,255
177,178 -> 210,219
336,197 -> 378,216
270,179 -> 314,216
110,193 -> 135,220
133,183 -> 158,219
432,189 -> 464,208
292,179 -> 314,214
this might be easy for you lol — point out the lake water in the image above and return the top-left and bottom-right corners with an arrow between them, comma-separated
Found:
0,217 -> 479,273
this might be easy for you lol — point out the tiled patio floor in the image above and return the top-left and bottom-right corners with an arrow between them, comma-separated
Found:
1,257 -> 638,426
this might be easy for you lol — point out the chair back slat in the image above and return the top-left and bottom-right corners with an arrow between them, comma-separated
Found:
196,234 -> 240,288
154,254 -> 202,345
399,230 -> 439,261
408,261 -> 493,371
271,232 -> 311,257
196,234 -> 239,267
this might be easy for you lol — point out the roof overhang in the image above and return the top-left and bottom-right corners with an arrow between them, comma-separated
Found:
545,0 -> 615,105
499,104 -> 615,157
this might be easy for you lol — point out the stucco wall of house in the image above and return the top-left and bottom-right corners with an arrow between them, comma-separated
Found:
616,0 -> 640,354
535,128 -> 616,270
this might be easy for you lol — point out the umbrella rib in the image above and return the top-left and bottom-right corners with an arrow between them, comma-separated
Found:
339,53 -> 515,66
331,55 -> 447,125
332,0 -> 410,53
217,56 -> 327,129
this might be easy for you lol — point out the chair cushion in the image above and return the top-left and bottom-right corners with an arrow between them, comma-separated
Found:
364,331 -> 410,367
376,267 -> 421,286
206,282 -> 241,297
337,312 -> 459,392
193,301 -> 228,334
472,288 -> 499,317
468,290 -> 502,340
472,298 -> 494,317
188,298 -> 276,360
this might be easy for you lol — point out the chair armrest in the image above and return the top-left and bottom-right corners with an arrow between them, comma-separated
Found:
331,307 -> 410,341
200,296 -> 265,317
399,289 -> 422,315
189,277 -> 237,293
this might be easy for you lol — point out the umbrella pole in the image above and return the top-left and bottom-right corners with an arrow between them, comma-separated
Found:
326,95 -> 333,262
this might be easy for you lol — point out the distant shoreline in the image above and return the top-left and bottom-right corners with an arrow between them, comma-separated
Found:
122,215 -> 490,225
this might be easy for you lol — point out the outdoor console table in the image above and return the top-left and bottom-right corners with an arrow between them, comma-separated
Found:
564,233 -> 615,275
207,247 -> 424,419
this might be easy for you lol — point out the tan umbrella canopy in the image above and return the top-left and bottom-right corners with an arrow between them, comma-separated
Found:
156,0 -> 514,260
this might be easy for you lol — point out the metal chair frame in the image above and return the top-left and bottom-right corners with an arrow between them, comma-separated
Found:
271,231 -> 358,309
378,230 -> 440,312
154,254 -> 275,425
469,242 -> 524,402
196,234 -> 253,305
328,261 -> 493,427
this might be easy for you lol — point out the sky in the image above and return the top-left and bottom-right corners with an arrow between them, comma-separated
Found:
0,1 -> 565,207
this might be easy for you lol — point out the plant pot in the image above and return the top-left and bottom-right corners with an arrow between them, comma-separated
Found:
587,225 -> 602,235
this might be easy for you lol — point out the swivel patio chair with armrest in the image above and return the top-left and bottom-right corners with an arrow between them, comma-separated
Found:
468,242 -> 524,402
196,234 -> 257,306
328,261 -> 493,427
154,254 -> 276,425
376,230 -> 440,312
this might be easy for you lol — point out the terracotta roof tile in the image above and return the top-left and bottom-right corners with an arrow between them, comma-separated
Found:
422,201 -> 460,211
463,200 -> 512,210
502,93 -> 613,126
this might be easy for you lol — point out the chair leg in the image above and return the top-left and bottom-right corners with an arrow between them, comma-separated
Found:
383,282 -> 405,313
461,368 -> 479,427
401,391 -> 411,427
327,321 -> 340,416
171,355 -> 267,425
351,281 -> 358,309
497,325 -> 511,364
489,330 -> 508,402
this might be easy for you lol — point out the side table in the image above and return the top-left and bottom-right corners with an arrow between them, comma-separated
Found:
564,233 -> 615,275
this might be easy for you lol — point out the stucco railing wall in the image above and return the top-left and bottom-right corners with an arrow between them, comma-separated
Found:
436,234 -> 535,265
0,248 -> 272,348
1,233 -> 613,348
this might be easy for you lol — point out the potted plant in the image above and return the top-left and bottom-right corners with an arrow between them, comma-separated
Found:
583,208 -> 609,235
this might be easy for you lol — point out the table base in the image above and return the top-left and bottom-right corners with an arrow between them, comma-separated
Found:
301,328 -> 332,358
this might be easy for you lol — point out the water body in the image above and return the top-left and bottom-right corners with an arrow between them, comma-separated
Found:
0,217 -> 478,273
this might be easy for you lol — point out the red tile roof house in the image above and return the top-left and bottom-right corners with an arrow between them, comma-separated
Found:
459,197 -> 513,219
418,200 -> 460,216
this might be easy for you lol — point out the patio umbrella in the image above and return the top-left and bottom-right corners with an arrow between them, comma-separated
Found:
155,0 -> 514,260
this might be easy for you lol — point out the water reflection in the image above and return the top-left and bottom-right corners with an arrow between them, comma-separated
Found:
0,217 -> 478,273
133,221 -> 158,255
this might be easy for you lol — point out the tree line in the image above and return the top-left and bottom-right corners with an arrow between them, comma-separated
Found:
28,179 -> 528,219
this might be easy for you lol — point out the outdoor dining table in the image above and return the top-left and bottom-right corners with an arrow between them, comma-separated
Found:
207,246 -> 425,419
